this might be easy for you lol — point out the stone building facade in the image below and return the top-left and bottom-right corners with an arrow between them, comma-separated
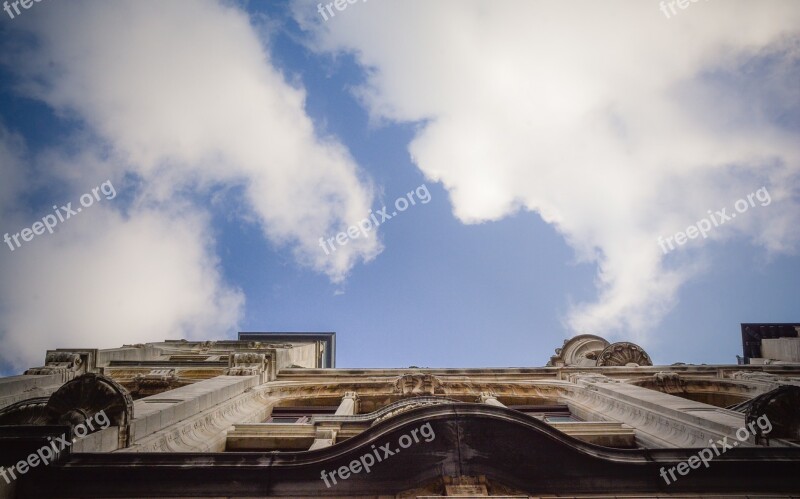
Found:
0,327 -> 799,497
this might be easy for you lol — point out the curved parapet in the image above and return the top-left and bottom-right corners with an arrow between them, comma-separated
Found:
21,402 -> 800,497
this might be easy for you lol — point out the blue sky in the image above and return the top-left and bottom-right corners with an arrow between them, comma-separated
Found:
0,0 -> 798,374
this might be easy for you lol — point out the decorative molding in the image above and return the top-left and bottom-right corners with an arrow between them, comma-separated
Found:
394,373 -> 443,396
126,390 -> 270,452
25,351 -> 85,381
563,385 -> 731,448
596,342 -> 653,367
547,334 -> 609,367
0,397 -> 51,425
568,372 -> 619,384
245,341 -> 293,350
372,397 -> 452,426
225,353 -> 268,376
740,385 -> 800,445
651,372 -> 687,394
0,373 -> 133,448
729,371 -> 800,389
478,391 -> 499,403
45,373 -> 134,448
132,369 -> 181,397
311,396 -> 461,426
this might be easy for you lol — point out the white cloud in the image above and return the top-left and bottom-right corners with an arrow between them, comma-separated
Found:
0,0 -> 380,371
9,0 -> 379,281
0,202 -> 243,373
293,0 -> 800,341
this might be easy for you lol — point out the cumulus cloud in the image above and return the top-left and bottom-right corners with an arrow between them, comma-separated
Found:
0,0 -> 379,371
0,201 -> 244,373
7,0 -> 379,280
293,0 -> 800,341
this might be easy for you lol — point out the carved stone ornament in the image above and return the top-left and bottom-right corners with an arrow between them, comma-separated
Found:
652,372 -> 686,394
199,341 -> 216,351
0,397 -> 51,425
730,371 -> 800,388
45,373 -> 133,429
744,385 -> 800,444
24,352 -> 84,378
372,397 -> 451,426
477,391 -> 499,403
225,353 -> 267,376
394,374 -> 442,397
132,369 -> 180,397
595,342 -> 653,367
547,334 -> 610,367
248,342 -> 292,349
567,372 -> 619,384
0,373 -> 134,448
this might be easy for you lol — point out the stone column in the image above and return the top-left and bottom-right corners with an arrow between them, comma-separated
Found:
309,392 -> 358,450
308,428 -> 337,450
334,391 -> 359,415
478,392 -> 506,407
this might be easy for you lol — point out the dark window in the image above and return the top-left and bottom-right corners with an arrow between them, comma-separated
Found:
265,405 -> 338,423
507,404 -> 581,422
266,416 -> 309,424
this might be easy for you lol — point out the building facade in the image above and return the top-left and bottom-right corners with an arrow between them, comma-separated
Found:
0,327 -> 799,497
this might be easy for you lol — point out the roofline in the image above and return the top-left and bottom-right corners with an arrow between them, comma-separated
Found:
237,332 -> 336,368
